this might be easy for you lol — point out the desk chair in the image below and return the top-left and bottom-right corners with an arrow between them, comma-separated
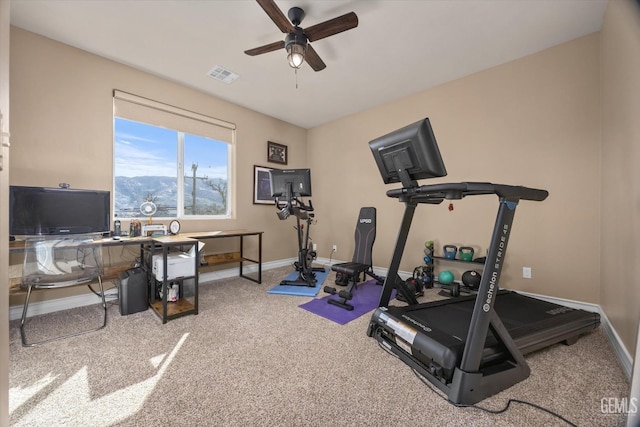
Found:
20,235 -> 107,347
324,207 -> 383,310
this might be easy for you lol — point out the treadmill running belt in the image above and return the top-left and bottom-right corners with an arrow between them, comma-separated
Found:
371,290 -> 600,382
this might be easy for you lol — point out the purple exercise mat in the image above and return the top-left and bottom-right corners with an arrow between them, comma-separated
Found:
298,279 -> 394,325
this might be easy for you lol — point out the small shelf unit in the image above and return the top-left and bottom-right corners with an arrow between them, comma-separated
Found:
144,236 -> 199,324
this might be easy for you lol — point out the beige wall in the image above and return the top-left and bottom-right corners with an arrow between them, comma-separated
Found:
309,33 -> 601,304
6,1 -> 639,365
600,0 -> 640,359
307,0 -> 640,359
8,27 -> 306,305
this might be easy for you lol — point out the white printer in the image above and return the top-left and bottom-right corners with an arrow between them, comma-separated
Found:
152,252 -> 195,281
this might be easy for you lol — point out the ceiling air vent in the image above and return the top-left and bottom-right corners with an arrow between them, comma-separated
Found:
207,66 -> 239,84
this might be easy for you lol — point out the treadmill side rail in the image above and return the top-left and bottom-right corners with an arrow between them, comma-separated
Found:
460,196 -> 520,372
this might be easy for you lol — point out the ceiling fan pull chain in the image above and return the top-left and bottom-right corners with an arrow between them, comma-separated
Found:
295,67 -> 298,89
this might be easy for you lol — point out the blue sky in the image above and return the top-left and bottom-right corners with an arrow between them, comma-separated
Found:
114,118 -> 228,179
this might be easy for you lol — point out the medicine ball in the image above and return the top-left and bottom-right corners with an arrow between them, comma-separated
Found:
438,270 -> 454,285
462,270 -> 482,290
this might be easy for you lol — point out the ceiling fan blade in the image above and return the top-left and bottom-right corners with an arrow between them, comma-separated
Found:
244,40 -> 285,56
305,44 -> 326,72
304,12 -> 358,42
256,0 -> 294,33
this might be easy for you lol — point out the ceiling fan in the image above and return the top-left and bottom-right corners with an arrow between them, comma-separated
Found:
245,0 -> 359,71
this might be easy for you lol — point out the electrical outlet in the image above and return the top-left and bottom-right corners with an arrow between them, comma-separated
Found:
523,267 -> 532,279
313,243 -> 317,251
332,244 -> 337,253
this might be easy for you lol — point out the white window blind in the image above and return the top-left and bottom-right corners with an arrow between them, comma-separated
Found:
113,90 -> 235,144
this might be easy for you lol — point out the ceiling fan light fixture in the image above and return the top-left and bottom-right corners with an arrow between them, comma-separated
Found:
286,43 -> 305,68
285,31 -> 307,69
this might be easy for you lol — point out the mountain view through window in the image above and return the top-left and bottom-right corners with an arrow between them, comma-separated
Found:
114,117 -> 230,219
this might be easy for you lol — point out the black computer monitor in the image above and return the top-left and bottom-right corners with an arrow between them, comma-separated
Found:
269,169 -> 312,198
369,118 -> 447,187
9,185 -> 111,237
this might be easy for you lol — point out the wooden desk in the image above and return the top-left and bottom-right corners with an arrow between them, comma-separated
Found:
9,236 -> 150,294
181,229 -> 263,284
10,235 -> 152,252
8,229 -> 263,295
99,230 -> 263,283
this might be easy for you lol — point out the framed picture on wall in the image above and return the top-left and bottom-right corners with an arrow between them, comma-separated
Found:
267,141 -> 287,165
254,165 -> 277,205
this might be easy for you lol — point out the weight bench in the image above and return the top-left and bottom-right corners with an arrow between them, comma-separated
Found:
324,207 -> 383,310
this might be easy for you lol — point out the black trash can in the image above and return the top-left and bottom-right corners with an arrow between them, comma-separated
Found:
118,267 -> 148,315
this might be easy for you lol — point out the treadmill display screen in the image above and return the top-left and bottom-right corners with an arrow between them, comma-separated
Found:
369,118 -> 447,186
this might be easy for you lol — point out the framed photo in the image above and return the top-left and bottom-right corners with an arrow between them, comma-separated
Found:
267,141 -> 287,165
254,165 -> 277,205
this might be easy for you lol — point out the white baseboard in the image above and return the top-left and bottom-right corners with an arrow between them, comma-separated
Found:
10,259 -> 634,381
9,258 -> 296,322
10,291 -> 111,322
198,257 -> 296,282
516,290 -> 633,380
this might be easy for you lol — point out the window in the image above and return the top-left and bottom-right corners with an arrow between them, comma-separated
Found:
113,90 -> 235,220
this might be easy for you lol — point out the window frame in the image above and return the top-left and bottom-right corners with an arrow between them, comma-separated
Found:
112,90 -> 236,221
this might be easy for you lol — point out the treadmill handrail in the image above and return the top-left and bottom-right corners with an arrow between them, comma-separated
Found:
386,182 -> 549,202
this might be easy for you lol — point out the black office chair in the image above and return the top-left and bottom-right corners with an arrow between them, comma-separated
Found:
20,235 -> 107,347
324,207 -> 383,310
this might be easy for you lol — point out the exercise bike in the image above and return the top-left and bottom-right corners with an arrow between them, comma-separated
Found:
275,186 -> 325,287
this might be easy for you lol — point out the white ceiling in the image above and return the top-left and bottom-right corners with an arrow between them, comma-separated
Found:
10,0 -> 608,129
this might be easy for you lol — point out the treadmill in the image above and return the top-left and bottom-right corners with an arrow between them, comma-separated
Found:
365,118 -> 600,405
